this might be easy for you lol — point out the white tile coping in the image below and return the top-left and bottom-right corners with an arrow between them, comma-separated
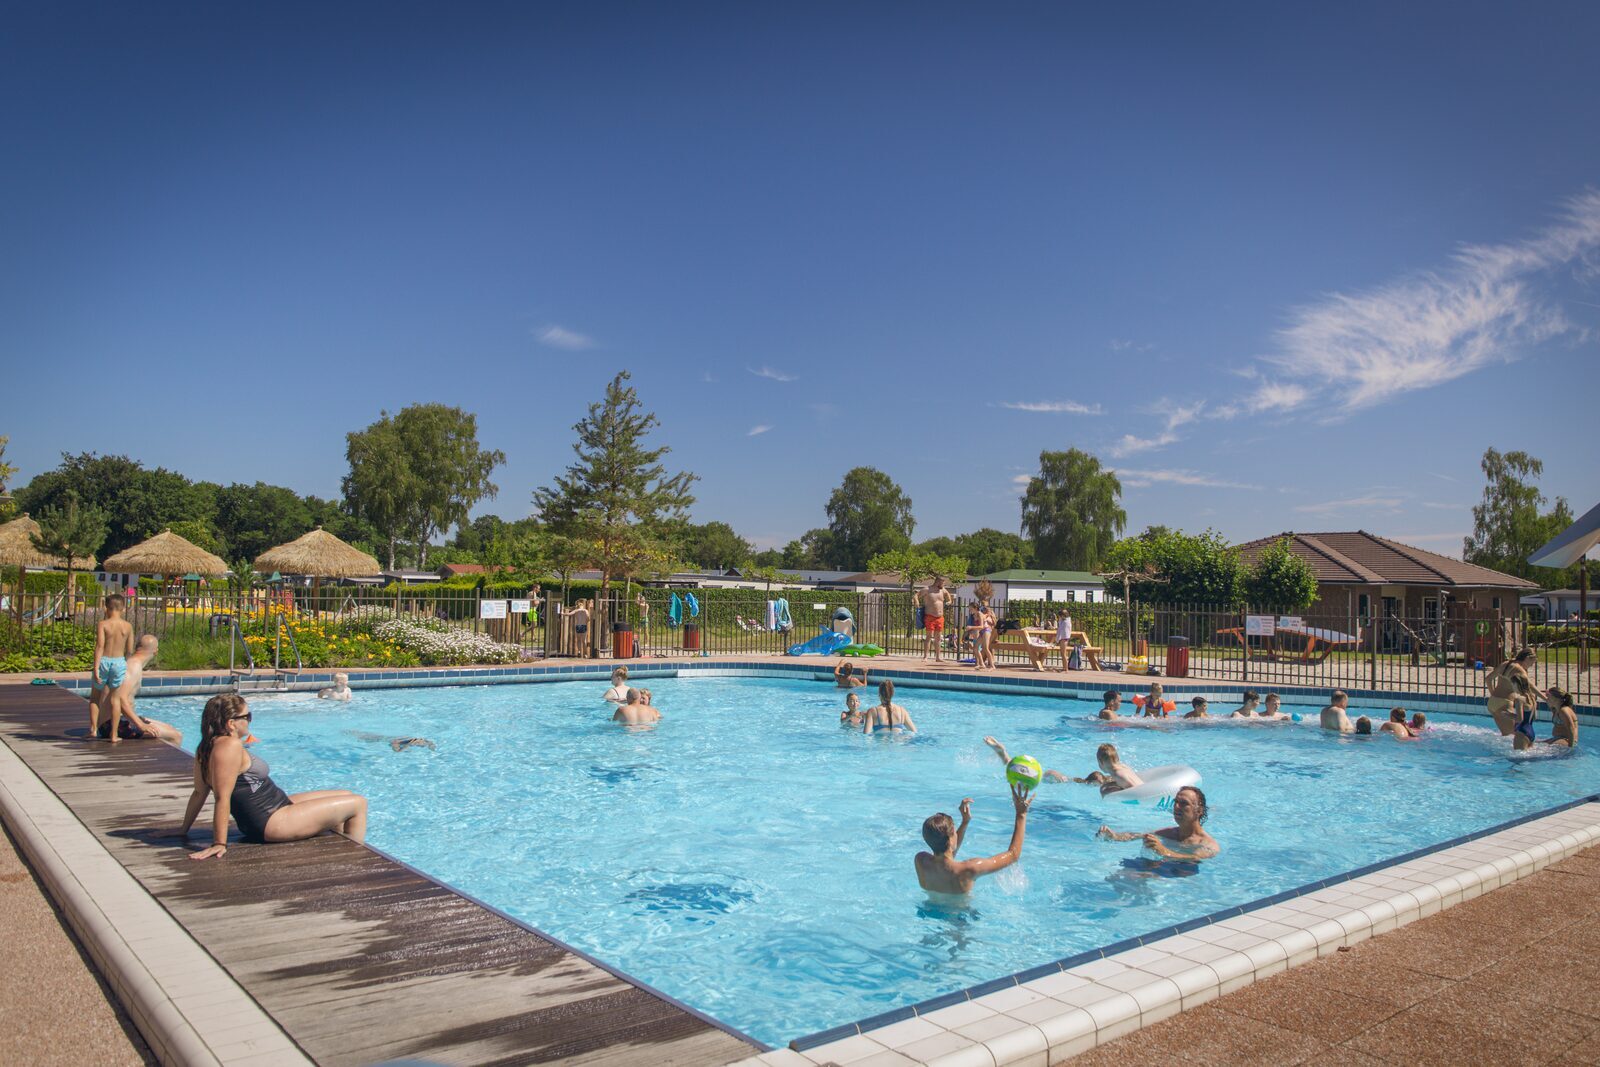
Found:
741,800 -> 1600,1067
0,738 -> 312,1067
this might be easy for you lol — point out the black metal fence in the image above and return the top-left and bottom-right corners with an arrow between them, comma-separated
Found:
3,582 -> 1593,706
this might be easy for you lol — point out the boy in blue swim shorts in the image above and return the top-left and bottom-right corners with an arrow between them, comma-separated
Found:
91,593 -> 135,739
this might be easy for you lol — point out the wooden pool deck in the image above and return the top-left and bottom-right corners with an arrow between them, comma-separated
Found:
0,683 -> 759,1067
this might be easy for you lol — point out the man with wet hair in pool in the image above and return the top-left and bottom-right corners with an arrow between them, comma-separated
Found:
1320,690 -> 1355,733
1098,785 -> 1219,875
915,785 -> 1033,895
1097,690 -> 1123,720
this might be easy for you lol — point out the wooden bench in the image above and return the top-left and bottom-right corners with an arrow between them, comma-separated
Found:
990,629 -> 1105,671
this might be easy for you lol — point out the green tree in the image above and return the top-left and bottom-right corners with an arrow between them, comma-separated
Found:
750,547 -> 784,568
344,406 -> 504,570
395,405 -> 505,569
212,482 -> 313,561
30,492 -> 108,607
167,519 -> 221,555
16,453 -> 215,557
868,548 -> 969,592
746,564 -> 800,591
679,521 -> 754,570
1102,527 -> 1242,605
0,435 -> 16,520
824,467 -> 914,571
1464,448 -> 1576,585
533,371 -> 697,594
1243,536 -> 1319,609
779,528 -> 833,570
952,528 -> 1033,575
1020,449 -> 1125,570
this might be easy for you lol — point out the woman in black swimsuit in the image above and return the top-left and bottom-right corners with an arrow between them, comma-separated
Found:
182,694 -> 369,860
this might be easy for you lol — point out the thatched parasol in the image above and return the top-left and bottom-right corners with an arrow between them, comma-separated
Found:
103,528 -> 229,577
253,527 -> 380,579
1,513 -> 99,622
0,513 -> 98,570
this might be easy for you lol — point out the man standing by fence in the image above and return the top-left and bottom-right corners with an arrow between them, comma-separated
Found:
916,576 -> 954,663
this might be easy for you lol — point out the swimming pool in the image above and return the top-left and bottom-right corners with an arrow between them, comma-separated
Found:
151,676 -> 1595,1046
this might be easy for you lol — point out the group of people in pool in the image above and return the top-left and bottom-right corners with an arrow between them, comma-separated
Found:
603,666 -> 662,723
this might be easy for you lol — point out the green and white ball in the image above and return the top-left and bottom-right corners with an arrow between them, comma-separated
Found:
1005,755 -> 1044,791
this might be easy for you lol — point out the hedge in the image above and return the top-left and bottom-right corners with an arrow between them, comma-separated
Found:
0,569 -> 103,594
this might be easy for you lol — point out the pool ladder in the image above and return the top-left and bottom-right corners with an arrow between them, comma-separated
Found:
229,614 -> 304,694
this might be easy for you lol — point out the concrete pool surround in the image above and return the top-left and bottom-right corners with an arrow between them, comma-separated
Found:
6,658 -> 1598,1066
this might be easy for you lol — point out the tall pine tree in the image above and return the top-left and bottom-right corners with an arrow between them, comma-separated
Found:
533,372 -> 697,593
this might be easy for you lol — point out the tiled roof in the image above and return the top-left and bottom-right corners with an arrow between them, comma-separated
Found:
1235,532 -> 1539,589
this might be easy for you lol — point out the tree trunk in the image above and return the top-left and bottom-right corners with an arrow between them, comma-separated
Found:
386,538 -> 397,571
64,560 -> 75,620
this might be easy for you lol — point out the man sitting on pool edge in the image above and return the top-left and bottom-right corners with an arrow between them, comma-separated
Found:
915,785 -> 1033,895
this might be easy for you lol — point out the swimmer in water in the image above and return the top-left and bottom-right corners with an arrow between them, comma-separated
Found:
317,672 -> 353,701
1408,711 -> 1428,734
1320,690 -> 1355,733
914,787 -> 1032,895
1141,682 -> 1168,718
834,661 -> 869,689
1181,697 -> 1210,720
1057,742 -> 1142,795
840,690 -> 866,727
1097,785 -> 1218,871
1545,687 -> 1578,749
602,667 -> 630,705
1354,715 -> 1373,735
389,737 -> 436,752
1257,692 -> 1290,721
1379,708 -> 1414,739
864,681 -> 915,735
613,688 -> 661,725
1228,690 -> 1261,718
1097,690 -> 1123,720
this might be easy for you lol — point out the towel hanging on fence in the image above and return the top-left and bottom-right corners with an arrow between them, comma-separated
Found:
669,592 -> 684,627
685,592 -> 700,618
772,598 -> 793,632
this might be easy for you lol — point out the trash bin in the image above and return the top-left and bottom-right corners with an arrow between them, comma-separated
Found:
1166,636 -> 1190,678
613,620 -> 633,659
683,623 -> 701,651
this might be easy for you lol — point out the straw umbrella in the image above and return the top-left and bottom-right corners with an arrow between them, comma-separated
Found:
103,529 -> 229,610
0,513 -> 98,623
253,527 -> 380,612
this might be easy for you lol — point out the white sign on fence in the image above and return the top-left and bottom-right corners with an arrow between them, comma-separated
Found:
1245,614 -> 1276,637
509,599 -> 531,615
813,603 -> 826,610
479,599 -> 508,620
1277,615 -> 1304,631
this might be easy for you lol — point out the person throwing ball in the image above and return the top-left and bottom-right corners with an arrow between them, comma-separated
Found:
915,785 -> 1033,895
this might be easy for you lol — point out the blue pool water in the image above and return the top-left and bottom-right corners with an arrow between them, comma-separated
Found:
151,677 -> 1596,1045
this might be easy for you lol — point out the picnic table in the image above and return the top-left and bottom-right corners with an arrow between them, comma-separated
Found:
1018,628 -> 1104,670
1216,621 -> 1360,665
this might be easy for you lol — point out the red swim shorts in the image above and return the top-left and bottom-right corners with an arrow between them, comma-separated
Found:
924,615 -> 945,633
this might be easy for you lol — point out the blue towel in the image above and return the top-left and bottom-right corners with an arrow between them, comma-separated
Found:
685,592 -> 700,618
669,593 -> 683,626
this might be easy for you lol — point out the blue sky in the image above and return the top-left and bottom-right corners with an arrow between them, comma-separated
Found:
3,3 -> 1597,554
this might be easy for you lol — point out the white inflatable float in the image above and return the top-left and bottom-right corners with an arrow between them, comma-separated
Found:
1103,764 -> 1201,810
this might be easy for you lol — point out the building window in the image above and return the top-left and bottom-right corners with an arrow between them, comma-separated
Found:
1065,590 -> 1077,602
1045,589 -> 1053,602
1358,594 -> 1370,623
1491,597 -> 1501,612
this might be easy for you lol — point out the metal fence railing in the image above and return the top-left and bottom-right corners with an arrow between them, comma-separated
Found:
3,583 -> 1593,706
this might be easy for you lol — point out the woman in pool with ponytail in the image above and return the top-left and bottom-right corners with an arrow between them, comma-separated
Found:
181,694 -> 369,860
863,680 -> 916,735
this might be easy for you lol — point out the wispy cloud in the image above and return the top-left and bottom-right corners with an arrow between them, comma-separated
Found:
1112,468 -> 1261,490
995,400 -> 1105,415
535,324 -> 595,351
1107,400 -> 1203,458
1109,338 -> 1155,352
1255,189 -> 1600,416
1213,381 -> 1311,419
1421,501 -> 1461,510
1293,495 -> 1405,515
747,424 -> 773,436
748,365 -> 798,383
1425,471 -> 1459,483
701,370 -> 718,383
